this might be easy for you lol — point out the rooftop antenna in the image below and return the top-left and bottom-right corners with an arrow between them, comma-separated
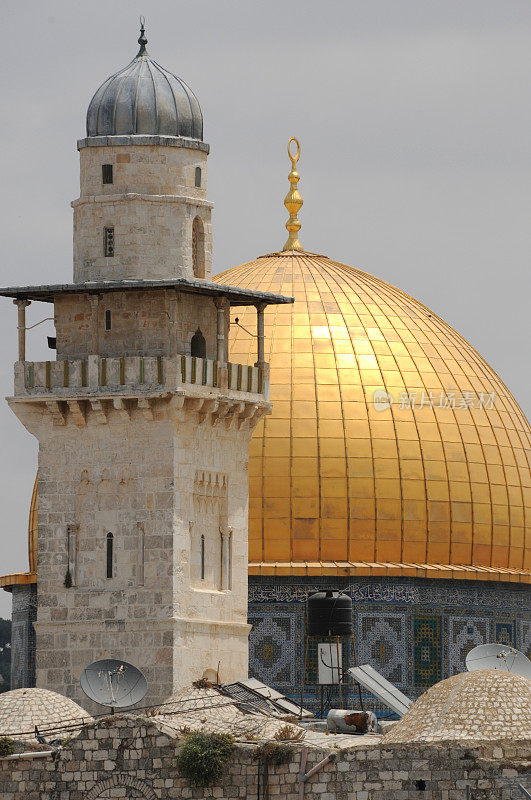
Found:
80,658 -> 148,714
465,643 -> 531,679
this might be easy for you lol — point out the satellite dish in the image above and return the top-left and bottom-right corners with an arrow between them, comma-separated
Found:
465,644 -> 531,679
80,659 -> 148,711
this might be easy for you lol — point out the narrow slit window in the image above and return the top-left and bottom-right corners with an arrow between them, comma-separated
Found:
195,166 -> 202,188
102,164 -> 114,184
200,534 -> 205,580
104,226 -> 114,258
105,309 -> 112,331
106,532 -> 114,579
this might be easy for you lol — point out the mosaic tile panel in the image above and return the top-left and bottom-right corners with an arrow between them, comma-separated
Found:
248,605 -> 303,689
413,616 -> 442,687
494,621 -> 515,647
247,577 -> 530,718
356,613 -> 406,686
520,620 -> 531,660
448,616 -> 489,676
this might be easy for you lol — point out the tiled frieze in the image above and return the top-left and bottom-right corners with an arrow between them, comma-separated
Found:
248,576 -> 531,714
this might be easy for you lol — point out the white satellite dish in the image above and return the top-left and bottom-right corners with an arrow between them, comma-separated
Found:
465,644 -> 531,680
80,658 -> 148,711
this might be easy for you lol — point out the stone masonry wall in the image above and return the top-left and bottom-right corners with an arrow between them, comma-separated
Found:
14,399 -> 252,711
73,145 -> 212,282
0,714 -> 528,799
54,289 -> 221,361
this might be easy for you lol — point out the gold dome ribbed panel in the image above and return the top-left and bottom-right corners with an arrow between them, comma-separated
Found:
216,252 -> 531,577
0,474 -> 38,589
28,474 -> 38,575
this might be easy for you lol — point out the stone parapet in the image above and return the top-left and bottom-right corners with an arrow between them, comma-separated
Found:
13,355 -> 270,403
0,713 -> 529,799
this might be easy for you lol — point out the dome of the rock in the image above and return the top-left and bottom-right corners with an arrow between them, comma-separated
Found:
383,669 -> 531,742
216,250 -> 531,580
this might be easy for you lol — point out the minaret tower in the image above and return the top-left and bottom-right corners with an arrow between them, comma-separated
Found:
0,25 -> 290,707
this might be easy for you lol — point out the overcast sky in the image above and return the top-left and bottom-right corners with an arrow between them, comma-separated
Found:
0,0 -> 530,618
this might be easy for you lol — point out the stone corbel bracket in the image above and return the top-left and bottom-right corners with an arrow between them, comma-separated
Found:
8,389 -> 271,429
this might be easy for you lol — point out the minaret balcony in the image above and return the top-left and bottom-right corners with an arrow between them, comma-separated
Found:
10,355 -> 270,428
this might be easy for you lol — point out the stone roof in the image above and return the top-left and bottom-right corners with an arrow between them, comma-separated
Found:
0,688 -> 92,742
152,685 -> 374,749
383,669 -> 531,744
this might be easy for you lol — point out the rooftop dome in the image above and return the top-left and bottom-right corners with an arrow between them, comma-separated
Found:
86,23 -> 203,140
383,669 -> 531,743
217,250 -> 531,581
0,687 -> 91,741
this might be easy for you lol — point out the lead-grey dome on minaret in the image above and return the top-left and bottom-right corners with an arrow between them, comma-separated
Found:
86,23 -> 203,140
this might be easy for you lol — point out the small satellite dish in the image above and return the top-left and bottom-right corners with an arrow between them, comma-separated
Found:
465,644 -> 531,679
80,658 -> 148,711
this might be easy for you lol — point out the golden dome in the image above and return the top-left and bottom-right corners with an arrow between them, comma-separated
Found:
217,250 -> 531,582
0,475 -> 37,590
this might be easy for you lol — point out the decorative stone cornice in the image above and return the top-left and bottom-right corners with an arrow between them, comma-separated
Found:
77,135 -> 210,153
71,193 -> 214,210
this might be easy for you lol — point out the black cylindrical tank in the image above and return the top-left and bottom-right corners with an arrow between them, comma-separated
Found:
307,590 -> 353,637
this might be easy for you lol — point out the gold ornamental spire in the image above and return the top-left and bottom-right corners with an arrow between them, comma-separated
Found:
282,137 -> 303,252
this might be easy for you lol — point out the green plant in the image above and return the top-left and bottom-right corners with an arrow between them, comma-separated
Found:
254,741 -> 293,765
273,724 -> 305,742
0,737 -> 14,757
175,731 -> 234,788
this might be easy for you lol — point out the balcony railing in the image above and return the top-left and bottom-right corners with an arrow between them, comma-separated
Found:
14,355 -> 268,400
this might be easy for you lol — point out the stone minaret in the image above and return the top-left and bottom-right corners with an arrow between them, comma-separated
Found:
1,26 -> 290,709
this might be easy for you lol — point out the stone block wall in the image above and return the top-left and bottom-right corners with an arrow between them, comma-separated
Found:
54,289 -> 222,361
0,714 -> 528,799
73,144 -> 212,282
13,398 -> 253,709
78,144 -> 208,199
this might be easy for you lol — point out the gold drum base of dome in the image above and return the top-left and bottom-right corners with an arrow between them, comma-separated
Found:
248,560 -> 530,582
217,250 -> 531,580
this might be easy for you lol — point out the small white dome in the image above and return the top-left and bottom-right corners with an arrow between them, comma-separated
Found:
0,688 -> 92,741
383,669 -> 531,744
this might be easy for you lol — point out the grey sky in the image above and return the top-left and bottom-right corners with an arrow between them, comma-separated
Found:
0,0 -> 530,617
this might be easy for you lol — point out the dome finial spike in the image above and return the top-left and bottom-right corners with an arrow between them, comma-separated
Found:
282,137 -> 303,252
137,16 -> 148,56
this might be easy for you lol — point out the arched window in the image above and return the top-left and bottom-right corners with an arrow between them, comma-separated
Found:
200,534 -> 205,581
106,533 -> 114,579
191,328 -> 206,359
195,166 -> 202,188
192,216 -> 205,278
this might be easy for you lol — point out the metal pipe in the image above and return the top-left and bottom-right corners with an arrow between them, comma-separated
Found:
0,750 -> 53,762
299,749 -> 336,799
519,785 -> 531,799
302,752 -> 336,780
298,748 -> 308,800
